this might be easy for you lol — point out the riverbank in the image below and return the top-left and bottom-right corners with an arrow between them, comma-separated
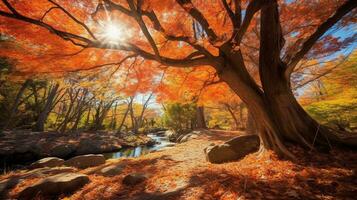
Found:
0,130 -> 155,170
1,129 -> 356,199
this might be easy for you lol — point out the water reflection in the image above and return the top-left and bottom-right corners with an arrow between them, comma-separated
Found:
103,134 -> 175,159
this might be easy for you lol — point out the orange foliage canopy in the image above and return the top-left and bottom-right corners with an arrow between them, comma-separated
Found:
0,0 -> 355,101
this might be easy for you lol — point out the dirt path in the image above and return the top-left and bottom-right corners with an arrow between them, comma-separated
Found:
3,130 -> 357,200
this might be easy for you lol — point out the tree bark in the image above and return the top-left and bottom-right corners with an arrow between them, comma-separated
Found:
2,79 -> 31,130
246,109 -> 256,135
33,83 -> 59,132
196,106 -> 207,129
110,102 -> 118,130
216,0 -> 357,159
224,103 -> 240,130
58,88 -> 79,133
118,97 -> 133,133
84,105 -> 91,129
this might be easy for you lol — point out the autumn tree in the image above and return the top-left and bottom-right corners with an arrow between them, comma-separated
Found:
301,50 -> 357,131
0,0 -> 356,157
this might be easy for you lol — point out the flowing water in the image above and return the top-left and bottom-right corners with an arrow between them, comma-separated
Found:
0,133 -> 174,173
103,133 -> 175,159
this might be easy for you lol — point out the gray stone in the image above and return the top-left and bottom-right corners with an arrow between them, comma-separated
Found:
204,135 -> 259,164
64,154 -> 105,169
179,134 -> 198,143
18,172 -> 89,199
50,144 -> 76,158
225,135 -> 260,156
97,164 -> 124,177
204,144 -> 239,164
76,139 -> 103,155
122,173 -> 147,186
156,130 -> 166,136
30,157 -> 64,169
23,167 -> 75,178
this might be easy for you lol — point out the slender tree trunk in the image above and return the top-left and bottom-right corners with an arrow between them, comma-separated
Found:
129,105 -> 137,132
33,83 -> 59,132
71,90 -> 88,131
84,106 -> 91,129
110,102 -> 118,130
3,79 -> 31,130
58,89 -> 79,133
225,104 -> 240,130
196,106 -> 207,129
118,98 -> 133,133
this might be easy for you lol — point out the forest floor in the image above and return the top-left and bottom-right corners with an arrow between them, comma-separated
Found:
2,130 -> 357,200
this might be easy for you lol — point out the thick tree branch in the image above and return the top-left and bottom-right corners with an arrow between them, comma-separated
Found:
90,41 -> 212,68
141,10 -> 212,57
0,0 -> 213,70
100,0 -> 213,58
221,0 -> 239,29
234,0 -> 242,26
232,0 -> 262,44
285,0 -> 357,78
176,0 -> 218,42
127,0 -> 160,60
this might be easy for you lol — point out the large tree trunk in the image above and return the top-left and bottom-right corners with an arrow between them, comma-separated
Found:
217,0 -> 357,159
33,83 -> 59,132
196,106 -> 207,128
246,110 -> 256,135
218,64 -> 294,158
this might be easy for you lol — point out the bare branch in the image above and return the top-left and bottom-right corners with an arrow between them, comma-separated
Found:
40,6 -> 59,21
47,0 -> 97,40
0,10 -> 91,47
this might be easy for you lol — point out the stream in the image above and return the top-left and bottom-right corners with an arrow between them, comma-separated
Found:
103,133 -> 175,159
1,133 -> 174,174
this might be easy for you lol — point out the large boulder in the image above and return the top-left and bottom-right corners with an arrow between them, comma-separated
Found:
75,139 -> 103,155
204,144 -> 239,164
75,139 -> 122,155
225,135 -> 260,154
122,173 -> 147,186
204,135 -> 260,164
50,144 -> 76,158
18,172 -> 89,199
30,157 -> 64,169
96,164 -> 124,177
23,167 -> 75,178
164,130 -> 177,142
64,154 -> 105,169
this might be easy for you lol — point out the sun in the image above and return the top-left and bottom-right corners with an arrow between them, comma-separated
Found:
98,21 -> 131,44
104,23 -> 122,42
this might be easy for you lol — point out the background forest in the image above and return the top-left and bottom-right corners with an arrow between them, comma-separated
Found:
0,50 -> 356,134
